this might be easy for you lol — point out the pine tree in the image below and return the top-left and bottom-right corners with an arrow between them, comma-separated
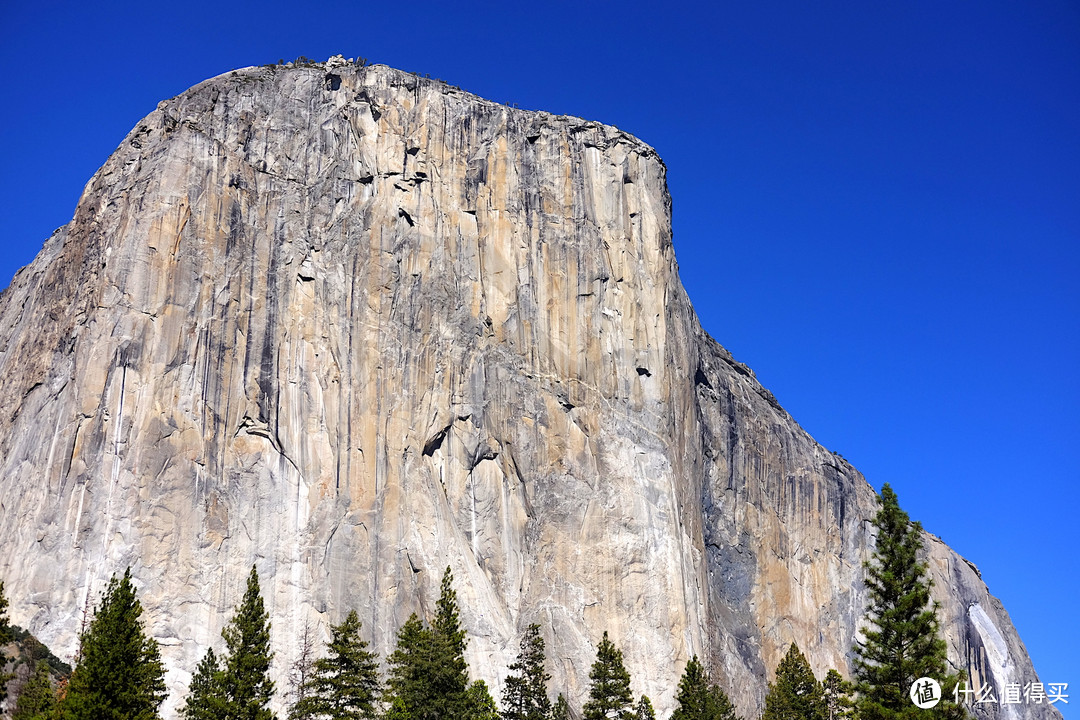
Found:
58,569 -> 167,720
431,566 -> 471,717
671,655 -> 740,720
854,485 -> 966,719
181,647 -> 227,720
465,679 -> 500,720
582,632 -> 634,720
12,661 -> 57,720
288,610 -> 380,720
761,643 -> 824,720
383,568 -> 475,720
1,580 -> 14,705
821,670 -> 855,720
634,696 -> 655,720
552,694 -> 571,720
384,696 -> 412,720
383,613 -> 431,716
501,623 -> 551,720
220,564 -> 277,720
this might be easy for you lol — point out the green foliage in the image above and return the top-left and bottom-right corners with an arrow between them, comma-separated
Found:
762,643 -> 824,720
13,661 -> 57,720
383,567 -> 474,720
288,610 -> 380,720
821,670 -> 855,720
180,648 -> 227,720
383,614 -> 429,714
465,679 -> 500,720
582,632 -> 634,720
0,580 -> 11,644
501,623 -> 551,720
1,579 -> 12,705
58,569 -> 167,720
383,696 -> 412,720
220,565 -> 277,720
8,625 -> 71,676
854,485 -> 966,719
671,656 -> 740,720
634,695 -> 655,720
551,694 -> 571,720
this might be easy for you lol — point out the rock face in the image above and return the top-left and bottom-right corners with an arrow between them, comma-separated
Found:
0,62 -> 1058,719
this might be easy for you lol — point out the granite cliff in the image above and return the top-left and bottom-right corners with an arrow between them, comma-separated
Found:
0,59 -> 1057,719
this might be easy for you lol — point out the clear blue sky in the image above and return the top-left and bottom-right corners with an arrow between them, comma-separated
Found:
1,0 -> 1076,710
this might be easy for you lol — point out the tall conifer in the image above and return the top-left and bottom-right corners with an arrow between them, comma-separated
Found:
181,647 -> 227,720
58,569 -> 167,720
501,623 -> 551,720
551,694 -> 571,720
1,580 -> 14,704
671,655 -> 740,720
821,670 -> 855,720
854,485 -> 965,719
219,564 -> 276,720
288,610 -> 380,720
383,567 -> 477,720
582,632 -> 633,720
465,679 -> 500,720
12,661 -> 57,720
761,643 -> 824,720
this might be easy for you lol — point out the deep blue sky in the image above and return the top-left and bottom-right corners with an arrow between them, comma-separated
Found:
1,0 -> 1076,709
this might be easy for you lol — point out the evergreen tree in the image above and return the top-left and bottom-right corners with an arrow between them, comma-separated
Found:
12,661 -> 57,720
501,623 -> 551,720
181,648 -> 227,720
1,580 -> 14,705
671,655 -> 739,720
58,569 -> 167,720
219,564 -> 277,720
288,610 -> 380,720
383,568 -> 474,720
582,632 -> 633,720
854,485 -> 965,719
552,694 -> 571,720
761,643 -> 824,720
383,697 -> 412,720
383,613 -> 429,715
465,679 -> 500,720
431,566 -> 470,717
821,670 -> 855,720
634,696 -> 655,720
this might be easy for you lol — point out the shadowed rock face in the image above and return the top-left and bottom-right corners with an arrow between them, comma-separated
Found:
0,62 -> 1057,720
